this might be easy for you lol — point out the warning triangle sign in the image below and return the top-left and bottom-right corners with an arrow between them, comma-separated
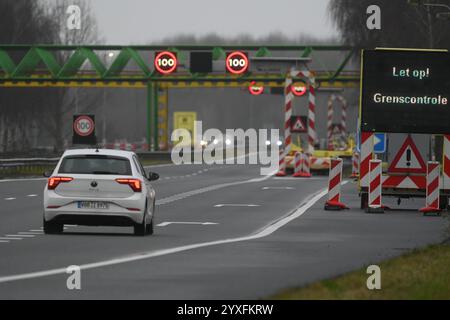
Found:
293,118 -> 305,131
290,116 -> 307,133
388,136 -> 427,174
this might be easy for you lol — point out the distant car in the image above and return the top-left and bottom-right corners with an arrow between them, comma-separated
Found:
43,149 -> 159,236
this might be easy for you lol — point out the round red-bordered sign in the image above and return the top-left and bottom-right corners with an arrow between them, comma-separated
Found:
248,81 -> 264,95
226,51 -> 249,75
154,51 -> 177,74
291,81 -> 307,96
73,115 -> 95,137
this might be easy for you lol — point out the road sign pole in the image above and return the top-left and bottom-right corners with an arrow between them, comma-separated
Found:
153,82 -> 159,151
147,82 -> 152,151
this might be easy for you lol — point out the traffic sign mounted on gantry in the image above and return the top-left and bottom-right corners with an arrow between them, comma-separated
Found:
226,51 -> 249,74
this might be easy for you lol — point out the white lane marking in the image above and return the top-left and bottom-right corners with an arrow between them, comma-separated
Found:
27,194 -> 38,197
156,170 -> 276,206
0,178 -> 46,183
262,187 -> 295,190
29,230 -> 43,232
0,240 -> 9,243
5,234 -> 34,238
4,198 -> 16,201
157,221 -> 218,227
214,204 -> 260,208
0,185 -> 328,284
18,232 -> 42,235
0,237 -> 22,240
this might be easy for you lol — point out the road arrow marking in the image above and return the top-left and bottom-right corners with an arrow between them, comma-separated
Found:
157,221 -> 219,227
214,204 -> 260,207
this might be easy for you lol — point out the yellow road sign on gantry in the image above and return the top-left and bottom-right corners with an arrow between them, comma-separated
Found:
173,112 -> 197,146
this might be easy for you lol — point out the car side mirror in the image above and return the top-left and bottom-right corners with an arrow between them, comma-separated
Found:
43,170 -> 52,178
147,172 -> 159,181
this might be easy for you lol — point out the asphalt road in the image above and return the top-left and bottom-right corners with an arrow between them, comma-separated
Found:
0,163 -> 448,299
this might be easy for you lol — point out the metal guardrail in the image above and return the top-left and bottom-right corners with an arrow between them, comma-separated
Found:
0,152 -> 172,170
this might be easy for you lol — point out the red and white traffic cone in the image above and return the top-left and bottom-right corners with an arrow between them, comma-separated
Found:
350,151 -> 360,179
325,158 -> 348,210
420,161 -> 441,215
276,148 -> 286,177
366,159 -> 384,213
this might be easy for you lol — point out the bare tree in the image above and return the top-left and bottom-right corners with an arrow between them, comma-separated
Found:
328,0 -> 450,50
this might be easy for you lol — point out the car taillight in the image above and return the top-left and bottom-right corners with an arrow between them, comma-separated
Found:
47,177 -> 73,190
115,178 -> 142,192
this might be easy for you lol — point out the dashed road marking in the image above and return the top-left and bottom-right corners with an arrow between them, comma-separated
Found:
0,237 -> 22,240
6,234 -> 34,238
27,194 -> 38,197
4,198 -> 16,201
0,186 -> 328,284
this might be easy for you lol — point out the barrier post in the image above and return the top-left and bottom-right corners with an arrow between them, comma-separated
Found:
366,159 -> 384,213
350,151 -> 360,179
420,161 -> 441,215
292,151 -> 303,177
325,158 -> 348,210
276,148 -> 286,177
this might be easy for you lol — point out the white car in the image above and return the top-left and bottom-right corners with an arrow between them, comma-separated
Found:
43,149 -> 159,236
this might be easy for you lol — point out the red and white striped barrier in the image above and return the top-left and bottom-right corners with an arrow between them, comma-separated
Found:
327,94 -> 347,150
276,147 -> 286,177
444,135 -> 450,191
324,158 -> 348,210
420,161 -> 441,215
360,132 -> 374,188
293,152 -> 312,178
278,67 -> 315,177
367,159 -> 384,213
351,151 -> 360,178
293,151 -> 302,177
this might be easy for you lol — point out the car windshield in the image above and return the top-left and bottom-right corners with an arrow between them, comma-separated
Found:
58,155 -> 132,175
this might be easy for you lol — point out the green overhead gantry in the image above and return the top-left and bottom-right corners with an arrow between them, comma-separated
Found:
0,44 -> 359,150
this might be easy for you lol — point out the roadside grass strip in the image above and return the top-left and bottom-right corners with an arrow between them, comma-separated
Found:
272,244 -> 450,300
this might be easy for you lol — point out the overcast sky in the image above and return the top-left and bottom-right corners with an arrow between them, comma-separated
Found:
90,0 -> 338,44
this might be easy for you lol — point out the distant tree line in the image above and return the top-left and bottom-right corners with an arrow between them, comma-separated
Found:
0,0 -> 100,155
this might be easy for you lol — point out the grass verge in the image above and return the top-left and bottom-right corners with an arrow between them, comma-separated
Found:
272,243 -> 450,300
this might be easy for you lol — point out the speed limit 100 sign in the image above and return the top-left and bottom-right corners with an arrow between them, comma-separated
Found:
154,51 -> 177,74
73,115 -> 96,145
226,51 -> 249,75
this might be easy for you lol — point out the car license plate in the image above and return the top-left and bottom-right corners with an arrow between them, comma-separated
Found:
77,201 -> 109,210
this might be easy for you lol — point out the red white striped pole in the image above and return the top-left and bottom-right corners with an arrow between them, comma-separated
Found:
366,159 -> 384,213
277,76 -> 293,177
276,147 -> 286,177
420,161 -> 441,215
325,158 -> 348,210
293,152 -> 311,178
350,151 -> 360,179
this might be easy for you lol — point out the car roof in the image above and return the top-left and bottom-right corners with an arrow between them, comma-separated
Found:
61,148 -> 135,159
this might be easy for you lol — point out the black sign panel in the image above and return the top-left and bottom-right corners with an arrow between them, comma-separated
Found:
190,51 -> 212,73
361,49 -> 450,134
73,114 -> 96,145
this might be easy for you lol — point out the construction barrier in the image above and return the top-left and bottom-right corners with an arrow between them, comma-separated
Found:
351,151 -> 360,178
420,161 -> 441,215
276,147 -> 286,177
324,158 -> 348,210
293,151 -> 302,177
366,159 -> 384,213
278,67 -> 316,176
327,94 -> 347,150
293,152 -> 312,178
